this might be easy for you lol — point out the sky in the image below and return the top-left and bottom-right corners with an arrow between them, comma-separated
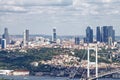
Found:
0,0 -> 120,36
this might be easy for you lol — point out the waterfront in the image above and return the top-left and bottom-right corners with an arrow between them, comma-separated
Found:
0,75 -> 120,80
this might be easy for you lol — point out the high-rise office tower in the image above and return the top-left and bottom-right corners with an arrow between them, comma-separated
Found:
86,26 -> 93,43
102,26 -> 108,43
108,37 -> 113,46
75,37 -> 80,45
0,38 -> 1,44
25,29 -> 29,42
101,26 -> 115,43
108,26 -> 113,40
108,26 -> 115,42
101,27 -> 103,42
96,26 -> 101,42
2,28 -> 9,44
0,30 -> 1,44
113,30 -> 115,42
1,39 -> 6,49
23,29 -> 29,46
52,28 -> 57,42
23,30 -> 26,46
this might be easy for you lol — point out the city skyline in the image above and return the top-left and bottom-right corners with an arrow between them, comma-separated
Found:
0,26 -> 117,36
0,0 -> 120,35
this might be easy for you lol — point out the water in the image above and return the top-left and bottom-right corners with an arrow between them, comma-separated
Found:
0,75 -> 119,80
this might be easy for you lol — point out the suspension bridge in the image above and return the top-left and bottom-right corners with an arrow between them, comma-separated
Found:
86,45 -> 120,80
88,68 -> 120,80
70,45 -> 120,80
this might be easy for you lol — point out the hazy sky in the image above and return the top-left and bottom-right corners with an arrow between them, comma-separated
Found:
0,0 -> 120,36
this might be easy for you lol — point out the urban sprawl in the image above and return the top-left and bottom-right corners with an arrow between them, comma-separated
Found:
0,26 -> 120,79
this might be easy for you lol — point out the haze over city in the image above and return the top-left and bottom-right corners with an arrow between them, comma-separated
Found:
0,0 -> 120,35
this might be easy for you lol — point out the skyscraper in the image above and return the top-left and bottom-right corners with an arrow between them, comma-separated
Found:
86,26 -> 93,43
25,29 -> 29,42
101,26 -> 115,43
113,30 -> 115,42
108,26 -> 113,38
23,30 -> 26,47
108,26 -> 115,42
75,37 -> 80,45
52,28 -> 57,42
102,26 -> 108,43
96,26 -> 101,42
23,29 -> 29,46
0,38 -> 1,44
1,39 -> 6,49
108,37 -> 113,46
2,28 -> 9,44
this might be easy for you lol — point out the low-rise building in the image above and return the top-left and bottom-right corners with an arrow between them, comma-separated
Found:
12,70 -> 30,76
0,70 -> 13,75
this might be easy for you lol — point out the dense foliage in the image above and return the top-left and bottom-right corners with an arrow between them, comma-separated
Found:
0,48 -> 117,73
74,49 -> 112,63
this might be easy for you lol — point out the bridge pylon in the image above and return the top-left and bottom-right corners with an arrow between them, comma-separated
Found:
87,45 -> 98,80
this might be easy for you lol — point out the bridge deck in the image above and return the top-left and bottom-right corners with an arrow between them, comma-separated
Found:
89,69 -> 120,80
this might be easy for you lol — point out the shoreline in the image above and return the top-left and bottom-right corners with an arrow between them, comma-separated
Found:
0,75 -> 119,80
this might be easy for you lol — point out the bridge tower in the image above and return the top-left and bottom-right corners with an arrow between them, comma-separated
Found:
87,45 -> 98,80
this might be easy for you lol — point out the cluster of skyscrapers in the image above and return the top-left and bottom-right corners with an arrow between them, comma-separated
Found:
0,28 -> 10,49
0,27 -> 57,49
0,26 -> 115,49
0,28 -> 30,49
96,26 -> 115,43
84,26 -> 115,44
74,26 -> 115,45
2,28 -> 10,44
